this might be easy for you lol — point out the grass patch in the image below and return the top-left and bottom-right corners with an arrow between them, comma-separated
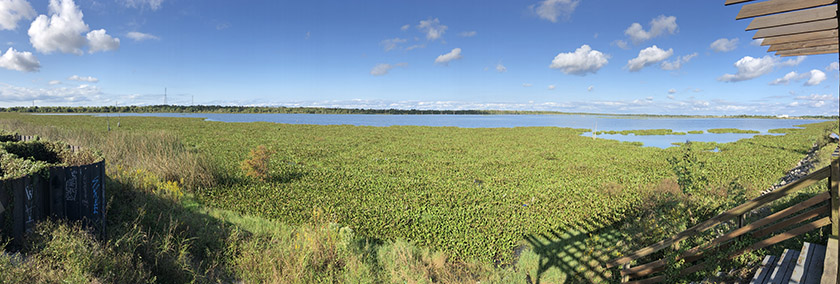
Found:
597,129 -> 687,135
707,128 -> 760,134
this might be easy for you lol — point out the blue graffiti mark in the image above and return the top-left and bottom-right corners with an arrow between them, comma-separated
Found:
92,175 -> 100,215
25,184 -> 33,201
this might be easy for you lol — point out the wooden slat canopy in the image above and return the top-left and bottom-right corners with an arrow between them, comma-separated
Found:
728,0 -> 839,57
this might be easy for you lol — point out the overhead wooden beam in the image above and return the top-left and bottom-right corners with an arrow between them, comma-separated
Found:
753,18 -> 838,39
779,49 -> 839,56
761,29 -> 839,45
776,45 -> 839,56
747,5 -> 837,30
736,0 -> 836,20
726,0 -> 756,6
768,37 -> 839,51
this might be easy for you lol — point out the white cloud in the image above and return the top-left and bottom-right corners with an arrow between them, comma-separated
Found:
548,85 -> 556,90
86,29 -> 119,53
0,82 -> 101,104
660,53 -> 697,71
120,0 -> 163,10
28,0 -> 119,55
370,63 -> 406,76
380,37 -> 406,52
668,88 -> 676,94
434,48 -> 462,65
495,63 -> 506,73
0,47 -> 39,72
400,24 -> 410,31
587,85 -> 593,92
667,95 -> 675,99
626,45 -> 672,72
418,18 -> 447,41
459,31 -> 477,37
710,38 -> 738,52
624,15 -> 677,44
768,69 -> 825,86
549,44 -> 609,75
405,44 -> 424,51
533,0 -> 580,23
0,0 -> 35,30
645,96 -> 653,101
826,62 -> 839,72
805,69 -> 826,86
523,83 -> 532,87
48,80 -> 60,85
612,40 -> 629,50
67,75 -> 98,82
751,39 -> 763,46
718,55 -> 804,82
126,31 -> 159,41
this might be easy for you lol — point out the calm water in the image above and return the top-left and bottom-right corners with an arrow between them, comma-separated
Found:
48,113 -> 829,148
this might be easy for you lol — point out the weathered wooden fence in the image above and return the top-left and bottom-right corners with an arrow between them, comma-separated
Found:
607,159 -> 840,283
0,137 -> 104,247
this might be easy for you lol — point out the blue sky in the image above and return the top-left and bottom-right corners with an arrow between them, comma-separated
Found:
0,0 -> 838,115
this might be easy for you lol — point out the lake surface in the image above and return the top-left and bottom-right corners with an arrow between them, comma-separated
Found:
49,113 -> 829,148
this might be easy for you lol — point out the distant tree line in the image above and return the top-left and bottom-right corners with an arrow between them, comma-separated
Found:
0,105 -> 836,119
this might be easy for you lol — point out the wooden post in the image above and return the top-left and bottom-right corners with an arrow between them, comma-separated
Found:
831,158 -> 840,237
622,263 -> 631,282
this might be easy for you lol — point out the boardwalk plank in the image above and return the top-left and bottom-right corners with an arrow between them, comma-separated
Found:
750,255 -> 777,284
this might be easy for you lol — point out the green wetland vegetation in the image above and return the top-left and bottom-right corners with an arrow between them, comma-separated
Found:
0,112 -> 837,283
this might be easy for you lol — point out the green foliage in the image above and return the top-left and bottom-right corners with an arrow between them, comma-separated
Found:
597,129 -> 687,135
707,128 -> 760,134
668,142 -> 709,195
687,130 -> 704,134
0,139 -> 101,179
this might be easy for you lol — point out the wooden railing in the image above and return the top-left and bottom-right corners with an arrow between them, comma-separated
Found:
606,158 -> 840,283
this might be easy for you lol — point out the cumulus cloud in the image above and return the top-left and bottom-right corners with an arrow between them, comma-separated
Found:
549,44 -> 609,75
434,48 -> 462,65
459,31 -> 477,37
48,80 -> 60,85
661,53 -> 697,71
0,0 -> 35,30
624,15 -> 678,44
126,31 -> 159,41
791,94 -> 837,108
612,40 -> 629,50
805,69 -> 826,86
548,85 -> 556,90
710,38 -> 738,52
418,18 -> 447,41
0,47 -> 39,72
28,0 -> 120,55
668,88 -> 676,94
68,75 -> 97,82
626,45 -> 672,72
400,24 -> 410,31
826,62 -> 839,72
120,0 -> 163,10
751,39 -> 763,46
533,0 -> 580,23
86,29 -> 120,53
369,63 -> 406,76
380,37 -> 406,52
496,63 -> 506,73
718,55 -> 805,82
768,69 -> 826,86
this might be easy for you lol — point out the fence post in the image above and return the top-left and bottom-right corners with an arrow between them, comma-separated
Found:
831,158 -> 839,237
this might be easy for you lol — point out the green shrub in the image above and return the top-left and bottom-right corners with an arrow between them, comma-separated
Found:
241,145 -> 274,181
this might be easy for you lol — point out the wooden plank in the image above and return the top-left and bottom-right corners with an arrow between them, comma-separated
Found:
737,217 -> 832,257
768,38 -> 838,51
790,242 -> 816,284
752,203 -> 828,238
737,0 -> 837,20
726,0 -> 756,6
768,249 -> 799,283
606,166 -> 830,268
821,237 -> 838,284
753,19 -> 837,39
804,243 -> 827,284
750,255 -> 777,284
831,158 -> 840,236
761,30 -> 838,45
624,193 -> 831,278
748,5 -> 838,31
776,45 -> 839,56
779,48 -> 839,56
626,276 -> 663,284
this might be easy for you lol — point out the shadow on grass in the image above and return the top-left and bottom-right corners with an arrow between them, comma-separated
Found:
524,218 -> 633,284
105,175 -> 240,283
